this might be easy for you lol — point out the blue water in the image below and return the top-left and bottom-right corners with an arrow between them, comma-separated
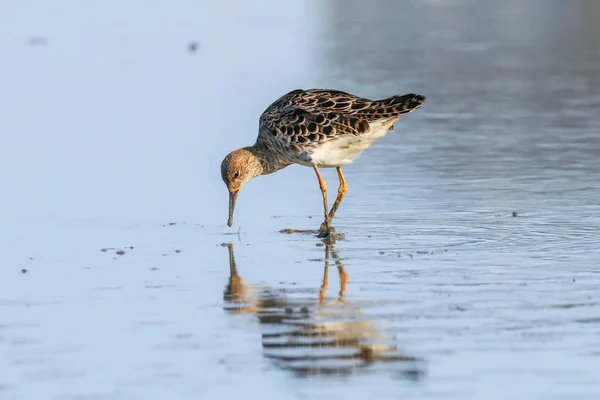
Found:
1,1 -> 599,399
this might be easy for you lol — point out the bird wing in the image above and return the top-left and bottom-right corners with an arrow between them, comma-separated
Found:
257,89 -> 426,149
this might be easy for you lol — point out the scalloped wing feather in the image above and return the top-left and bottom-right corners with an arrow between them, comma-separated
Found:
257,89 -> 426,160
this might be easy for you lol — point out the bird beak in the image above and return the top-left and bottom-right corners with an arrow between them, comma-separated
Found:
227,190 -> 238,227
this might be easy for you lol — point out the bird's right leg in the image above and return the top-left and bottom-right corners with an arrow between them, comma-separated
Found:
328,167 -> 348,221
312,165 -> 331,235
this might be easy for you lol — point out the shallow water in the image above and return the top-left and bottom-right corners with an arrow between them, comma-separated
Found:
1,0 -> 600,399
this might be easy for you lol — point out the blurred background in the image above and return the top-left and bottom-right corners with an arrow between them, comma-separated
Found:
1,1 -> 599,399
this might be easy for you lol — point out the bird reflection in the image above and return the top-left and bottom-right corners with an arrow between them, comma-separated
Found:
222,242 -> 425,378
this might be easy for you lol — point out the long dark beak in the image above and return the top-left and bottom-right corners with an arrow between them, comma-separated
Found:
227,191 -> 238,227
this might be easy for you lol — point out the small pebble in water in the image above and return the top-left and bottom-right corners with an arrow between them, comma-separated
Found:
21,268 -> 27,274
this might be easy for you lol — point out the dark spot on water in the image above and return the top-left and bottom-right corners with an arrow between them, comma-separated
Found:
169,222 -> 177,225
175,249 -> 182,253
28,37 -> 47,46
400,368 -> 426,382
116,249 -> 125,255
285,307 -> 293,314
21,269 -> 27,274
379,251 -> 385,255
512,211 -> 518,217
188,41 -> 199,52
162,254 -> 167,257
150,267 -> 158,271
300,306 -> 309,314
101,248 -> 109,252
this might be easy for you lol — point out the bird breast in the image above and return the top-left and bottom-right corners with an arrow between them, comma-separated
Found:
307,123 -> 391,167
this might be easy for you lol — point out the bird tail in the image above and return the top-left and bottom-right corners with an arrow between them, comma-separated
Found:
377,93 -> 427,115
360,93 -> 426,120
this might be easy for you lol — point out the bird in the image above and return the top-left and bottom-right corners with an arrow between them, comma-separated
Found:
220,88 -> 426,236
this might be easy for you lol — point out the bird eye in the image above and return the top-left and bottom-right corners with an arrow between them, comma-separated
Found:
233,171 -> 240,179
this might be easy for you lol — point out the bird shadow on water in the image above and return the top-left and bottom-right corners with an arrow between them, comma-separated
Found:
221,242 -> 426,379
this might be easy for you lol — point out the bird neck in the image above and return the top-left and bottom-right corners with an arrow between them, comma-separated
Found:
245,144 -> 291,175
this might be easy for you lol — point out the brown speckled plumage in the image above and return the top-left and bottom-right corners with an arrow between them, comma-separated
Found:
221,88 -> 427,232
256,89 -> 426,165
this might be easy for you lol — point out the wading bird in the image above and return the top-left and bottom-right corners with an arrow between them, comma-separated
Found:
221,89 -> 426,236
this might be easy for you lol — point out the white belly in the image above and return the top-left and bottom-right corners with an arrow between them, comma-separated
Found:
307,122 -> 392,167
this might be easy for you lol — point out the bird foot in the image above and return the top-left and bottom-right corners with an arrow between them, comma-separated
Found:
317,221 -> 343,244
317,221 -> 331,238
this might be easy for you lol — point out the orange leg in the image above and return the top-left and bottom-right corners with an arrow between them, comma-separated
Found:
328,167 -> 348,221
313,165 -> 330,226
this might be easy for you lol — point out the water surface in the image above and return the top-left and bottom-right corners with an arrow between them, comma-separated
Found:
1,1 -> 599,399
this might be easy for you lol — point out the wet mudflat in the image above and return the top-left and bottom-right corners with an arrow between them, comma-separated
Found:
1,0 -> 600,399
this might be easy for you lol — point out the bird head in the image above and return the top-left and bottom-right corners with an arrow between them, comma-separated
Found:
220,148 -> 263,227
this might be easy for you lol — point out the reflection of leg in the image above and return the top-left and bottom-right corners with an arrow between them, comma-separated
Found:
337,263 -> 347,297
313,165 -> 330,227
319,261 -> 329,306
331,247 -> 347,300
319,244 -> 332,306
328,167 -> 348,221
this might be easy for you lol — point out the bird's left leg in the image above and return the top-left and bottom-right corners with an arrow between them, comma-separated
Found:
313,165 -> 331,234
328,167 -> 348,221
